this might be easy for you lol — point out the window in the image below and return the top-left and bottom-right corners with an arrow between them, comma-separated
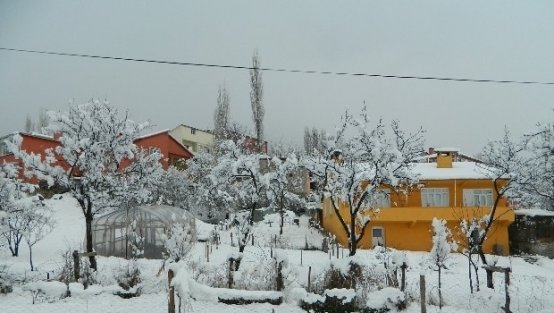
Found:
373,190 -> 391,208
190,128 -> 196,135
421,188 -> 449,207
463,189 -> 493,207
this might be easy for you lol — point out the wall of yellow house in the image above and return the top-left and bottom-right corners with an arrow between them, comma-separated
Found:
321,179 -> 514,255
389,179 -> 509,208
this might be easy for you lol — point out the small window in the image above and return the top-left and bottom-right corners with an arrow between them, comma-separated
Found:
463,189 -> 493,207
421,188 -> 449,207
190,128 -> 196,135
367,189 -> 391,208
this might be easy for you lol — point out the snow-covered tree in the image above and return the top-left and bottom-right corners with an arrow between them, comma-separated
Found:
163,213 -> 196,263
475,129 -> 520,288
21,196 -> 54,271
0,163 -> 20,237
0,162 -> 40,258
428,218 -> 456,309
265,154 -> 306,235
457,213 -> 489,293
198,140 -> 267,256
514,119 -> 554,211
303,127 -> 327,156
304,106 -> 424,256
249,49 -> 265,152
7,100 -> 162,270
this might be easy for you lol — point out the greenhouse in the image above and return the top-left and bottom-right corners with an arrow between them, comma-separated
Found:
92,204 -> 192,259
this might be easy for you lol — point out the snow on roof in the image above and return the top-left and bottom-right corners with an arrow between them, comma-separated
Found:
435,146 -> 460,152
412,162 -> 493,180
514,209 -> 554,217
134,129 -> 170,140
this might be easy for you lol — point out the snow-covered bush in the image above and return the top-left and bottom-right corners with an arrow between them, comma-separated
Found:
163,213 -> 196,263
189,259 -> 228,289
364,287 -> 406,312
312,257 -> 382,309
24,280 -> 69,304
115,260 -> 142,298
299,288 -> 357,313
374,246 -> 408,288
0,265 -> 14,294
233,252 -> 294,291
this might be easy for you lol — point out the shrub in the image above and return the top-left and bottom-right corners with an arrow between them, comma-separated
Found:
299,289 -> 357,313
115,260 -> 142,298
0,265 -> 14,294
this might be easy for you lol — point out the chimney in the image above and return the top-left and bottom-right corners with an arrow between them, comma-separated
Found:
436,151 -> 453,168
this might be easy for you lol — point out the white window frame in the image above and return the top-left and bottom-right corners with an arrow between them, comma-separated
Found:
374,189 -> 391,208
463,189 -> 493,207
421,188 -> 449,207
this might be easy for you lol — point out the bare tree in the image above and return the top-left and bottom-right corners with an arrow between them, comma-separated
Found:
476,129 -> 520,289
36,108 -> 49,133
249,49 -> 264,152
24,115 -> 34,133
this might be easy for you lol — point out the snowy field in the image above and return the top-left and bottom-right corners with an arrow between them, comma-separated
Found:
1,194 -> 554,313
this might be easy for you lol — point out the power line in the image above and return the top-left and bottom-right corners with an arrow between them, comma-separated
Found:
1,46 -> 554,86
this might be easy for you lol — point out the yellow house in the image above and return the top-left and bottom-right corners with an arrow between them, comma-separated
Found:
321,149 -> 515,255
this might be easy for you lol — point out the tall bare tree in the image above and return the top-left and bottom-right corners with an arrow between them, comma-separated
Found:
214,84 -> 230,141
24,115 -> 34,132
249,49 -> 264,152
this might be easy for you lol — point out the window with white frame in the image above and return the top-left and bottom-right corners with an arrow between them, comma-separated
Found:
374,189 -> 391,208
421,188 -> 449,207
463,189 -> 493,207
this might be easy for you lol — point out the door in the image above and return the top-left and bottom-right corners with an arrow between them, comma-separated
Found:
372,227 -> 385,247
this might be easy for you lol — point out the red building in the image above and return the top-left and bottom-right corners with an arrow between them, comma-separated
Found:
0,130 -> 193,183
133,130 -> 193,169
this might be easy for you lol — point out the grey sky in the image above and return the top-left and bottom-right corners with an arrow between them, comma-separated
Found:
1,1 -> 554,155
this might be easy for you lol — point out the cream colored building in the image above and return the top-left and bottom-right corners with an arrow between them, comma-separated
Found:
169,124 -> 214,154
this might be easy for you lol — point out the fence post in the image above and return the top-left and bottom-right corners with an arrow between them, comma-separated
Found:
72,250 -> 80,282
401,262 -> 407,292
420,274 -> 426,313
503,268 -> 511,313
308,266 -> 312,292
168,269 -> 175,313
300,250 -> 303,265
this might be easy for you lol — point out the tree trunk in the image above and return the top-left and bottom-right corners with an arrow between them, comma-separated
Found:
85,213 -> 97,271
486,269 -> 494,289
349,217 -> 357,256
279,207 -> 284,236
478,247 -> 494,289
438,267 -> 443,309
29,244 -> 34,271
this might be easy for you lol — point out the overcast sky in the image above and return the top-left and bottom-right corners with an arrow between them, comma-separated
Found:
1,1 -> 554,155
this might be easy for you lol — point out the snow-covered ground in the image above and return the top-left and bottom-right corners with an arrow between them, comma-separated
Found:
1,194 -> 554,313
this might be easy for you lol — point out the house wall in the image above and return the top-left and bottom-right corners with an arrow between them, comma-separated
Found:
169,125 -> 214,154
0,134 -> 68,183
134,132 -> 192,169
321,178 -> 514,255
401,179 -> 509,208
